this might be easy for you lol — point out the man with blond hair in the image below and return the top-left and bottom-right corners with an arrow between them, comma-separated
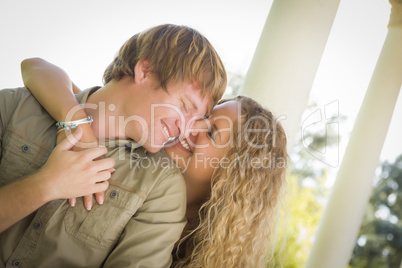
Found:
0,24 -> 226,267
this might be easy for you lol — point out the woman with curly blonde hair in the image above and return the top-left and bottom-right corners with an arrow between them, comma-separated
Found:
170,96 -> 288,268
22,60 -> 288,267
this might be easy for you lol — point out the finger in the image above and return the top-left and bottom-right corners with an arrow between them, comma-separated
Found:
84,195 -> 93,211
93,181 -> 109,194
107,168 -> 116,173
71,141 -> 98,151
81,146 -> 108,161
95,192 -> 105,205
69,198 -> 76,207
58,127 -> 83,151
94,155 -> 105,161
92,158 -> 115,173
94,171 -> 112,183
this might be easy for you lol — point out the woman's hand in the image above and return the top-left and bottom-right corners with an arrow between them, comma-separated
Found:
22,58 -> 110,210
57,124 -> 110,210
41,127 -> 115,203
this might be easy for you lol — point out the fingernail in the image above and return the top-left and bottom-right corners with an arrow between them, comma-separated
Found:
98,196 -> 104,205
85,202 -> 92,211
70,199 -> 76,207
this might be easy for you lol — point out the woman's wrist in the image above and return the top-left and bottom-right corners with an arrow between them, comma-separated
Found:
60,106 -> 88,123
74,123 -> 98,148
57,123 -> 98,149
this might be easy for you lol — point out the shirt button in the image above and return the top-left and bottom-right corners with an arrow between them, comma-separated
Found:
21,144 -> 30,153
33,222 -> 42,229
110,190 -> 118,199
12,259 -> 21,267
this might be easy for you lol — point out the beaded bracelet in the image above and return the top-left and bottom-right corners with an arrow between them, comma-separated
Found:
56,116 -> 93,133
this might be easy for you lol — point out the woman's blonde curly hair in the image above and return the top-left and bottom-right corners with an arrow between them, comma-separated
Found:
173,95 -> 288,267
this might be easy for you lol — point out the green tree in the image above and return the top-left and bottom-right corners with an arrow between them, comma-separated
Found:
350,154 -> 402,268
274,173 -> 326,267
273,103 -> 340,267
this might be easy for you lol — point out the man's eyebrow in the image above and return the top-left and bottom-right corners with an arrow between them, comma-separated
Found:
185,93 -> 198,112
188,97 -> 198,111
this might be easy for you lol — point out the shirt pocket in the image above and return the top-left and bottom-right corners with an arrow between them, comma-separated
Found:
64,184 -> 144,249
0,128 -> 50,186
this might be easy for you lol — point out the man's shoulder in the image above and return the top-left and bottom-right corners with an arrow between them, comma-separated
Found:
0,86 -> 53,118
0,87 -> 40,128
0,87 -> 43,110
0,86 -> 29,94
0,87 -> 31,103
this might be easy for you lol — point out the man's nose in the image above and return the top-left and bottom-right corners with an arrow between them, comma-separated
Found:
176,113 -> 197,139
188,119 -> 209,137
171,111 -> 192,138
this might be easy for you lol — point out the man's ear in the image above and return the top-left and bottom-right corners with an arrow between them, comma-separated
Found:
134,60 -> 150,84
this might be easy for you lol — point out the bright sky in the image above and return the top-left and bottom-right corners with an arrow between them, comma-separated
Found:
0,0 -> 400,168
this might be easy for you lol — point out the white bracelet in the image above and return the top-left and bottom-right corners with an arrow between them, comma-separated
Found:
56,116 -> 93,132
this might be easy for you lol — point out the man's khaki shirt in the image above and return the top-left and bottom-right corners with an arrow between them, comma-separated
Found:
0,87 -> 187,268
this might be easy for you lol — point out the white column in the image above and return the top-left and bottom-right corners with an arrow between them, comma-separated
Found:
307,1 -> 402,267
240,0 -> 340,149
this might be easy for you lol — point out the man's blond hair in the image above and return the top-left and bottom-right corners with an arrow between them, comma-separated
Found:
103,24 -> 227,113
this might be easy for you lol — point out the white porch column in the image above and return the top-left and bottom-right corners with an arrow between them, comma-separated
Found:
240,0 -> 340,148
307,1 -> 402,267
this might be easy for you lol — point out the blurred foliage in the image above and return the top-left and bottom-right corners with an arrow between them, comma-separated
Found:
225,71 -> 244,97
349,154 -> 402,268
273,173 -> 327,267
271,104 -> 341,267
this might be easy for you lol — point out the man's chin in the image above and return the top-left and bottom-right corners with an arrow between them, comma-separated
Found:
143,143 -> 164,153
